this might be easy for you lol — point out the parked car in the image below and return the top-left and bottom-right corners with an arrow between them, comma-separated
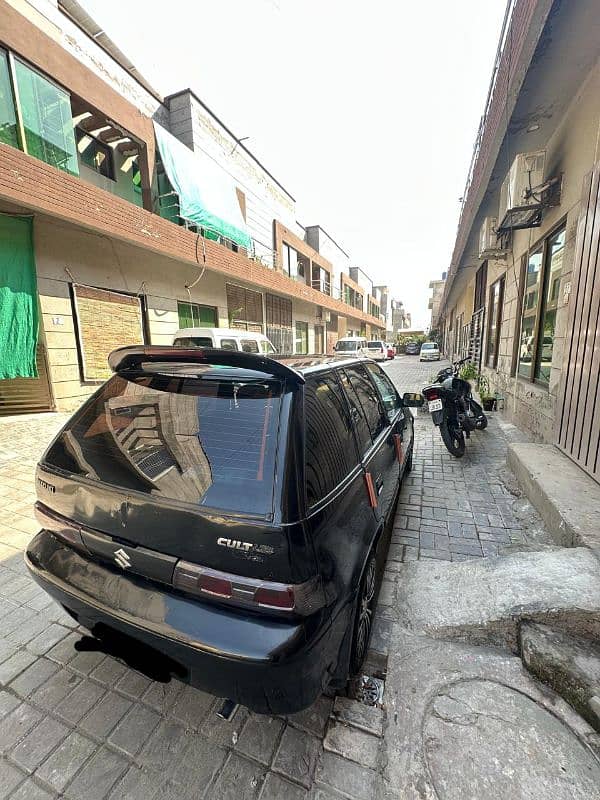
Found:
366,340 -> 388,362
419,342 -> 441,362
386,343 -> 395,360
26,346 -> 420,714
333,336 -> 369,357
173,327 -> 276,354
405,341 -> 421,355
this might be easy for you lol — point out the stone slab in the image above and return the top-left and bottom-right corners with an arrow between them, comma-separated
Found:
521,621 -> 600,732
382,630 -> 600,800
395,547 -> 600,650
508,442 -> 600,554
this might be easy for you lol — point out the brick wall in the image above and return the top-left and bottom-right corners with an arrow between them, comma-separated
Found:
0,143 -> 381,331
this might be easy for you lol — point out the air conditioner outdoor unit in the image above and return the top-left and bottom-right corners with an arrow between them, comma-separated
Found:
498,151 -> 545,232
479,216 -> 500,258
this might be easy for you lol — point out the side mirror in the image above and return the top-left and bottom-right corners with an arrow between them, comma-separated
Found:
403,392 -> 424,407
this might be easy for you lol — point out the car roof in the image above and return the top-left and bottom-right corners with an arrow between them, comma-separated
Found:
275,354 -> 369,375
174,327 -> 269,339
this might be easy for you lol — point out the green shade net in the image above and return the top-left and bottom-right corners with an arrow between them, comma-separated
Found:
0,215 -> 39,379
153,122 -> 250,249
14,59 -> 78,176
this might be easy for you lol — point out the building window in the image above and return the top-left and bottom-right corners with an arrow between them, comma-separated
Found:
311,265 -> 331,295
76,128 -> 115,180
518,225 -> 566,383
226,283 -> 263,331
295,321 -> 308,354
0,50 -> 18,148
72,285 -> 145,382
282,243 -> 308,282
486,276 -> 505,369
177,301 -> 217,329
13,58 -> 78,176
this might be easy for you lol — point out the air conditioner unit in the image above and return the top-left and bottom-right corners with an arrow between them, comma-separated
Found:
479,216 -> 499,258
498,151 -> 545,232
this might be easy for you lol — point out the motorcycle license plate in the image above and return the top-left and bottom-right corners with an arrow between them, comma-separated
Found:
428,399 -> 443,412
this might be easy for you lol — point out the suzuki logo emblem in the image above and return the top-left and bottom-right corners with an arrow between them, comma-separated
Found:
114,548 -> 131,569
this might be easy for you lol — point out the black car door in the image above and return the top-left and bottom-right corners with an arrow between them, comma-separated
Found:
339,364 -> 402,526
363,361 -> 412,478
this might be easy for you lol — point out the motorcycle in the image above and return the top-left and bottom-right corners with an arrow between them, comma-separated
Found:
422,357 -> 488,457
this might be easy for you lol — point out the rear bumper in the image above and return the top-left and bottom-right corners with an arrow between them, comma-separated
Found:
25,531 -> 334,714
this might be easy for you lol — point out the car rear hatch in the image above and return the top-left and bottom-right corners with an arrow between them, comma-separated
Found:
36,347 -> 315,588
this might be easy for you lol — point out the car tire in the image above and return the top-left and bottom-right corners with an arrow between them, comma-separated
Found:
349,552 -> 377,676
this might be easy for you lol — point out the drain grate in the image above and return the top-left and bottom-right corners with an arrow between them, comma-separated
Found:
350,674 -> 385,707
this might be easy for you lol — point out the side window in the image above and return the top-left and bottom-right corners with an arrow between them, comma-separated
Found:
342,367 -> 387,443
305,375 -> 358,507
364,363 -> 401,421
338,370 -> 373,456
220,338 -> 239,350
241,339 -> 259,353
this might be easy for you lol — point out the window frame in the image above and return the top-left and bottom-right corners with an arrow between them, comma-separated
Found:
517,220 -> 567,385
177,300 -> 218,329
75,126 -> 115,181
485,276 -> 505,370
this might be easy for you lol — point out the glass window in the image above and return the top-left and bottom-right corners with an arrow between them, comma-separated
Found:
177,301 -> 217,328
339,366 -> 387,455
535,228 -> 565,383
518,245 -> 543,377
76,128 -> 114,180
0,51 -> 18,148
364,363 -> 401,421
241,339 -> 259,353
260,340 -> 276,354
174,336 -> 213,348
305,374 -> 358,506
486,277 -> 505,369
14,59 -> 78,175
219,338 -> 238,350
295,321 -> 308,354
44,371 -> 281,517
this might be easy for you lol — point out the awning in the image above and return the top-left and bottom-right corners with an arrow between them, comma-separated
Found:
153,122 -> 251,250
0,215 -> 39,380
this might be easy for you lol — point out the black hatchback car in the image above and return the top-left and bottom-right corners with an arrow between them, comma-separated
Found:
26,346 -> 417,714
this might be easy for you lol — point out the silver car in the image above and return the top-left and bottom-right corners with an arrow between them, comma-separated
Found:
420,342 -> 441,361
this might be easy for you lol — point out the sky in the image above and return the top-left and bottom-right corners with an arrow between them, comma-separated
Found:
82,0 -> 507,329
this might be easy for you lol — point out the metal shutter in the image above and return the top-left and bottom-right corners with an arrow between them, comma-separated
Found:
0,344 -> 53,416
227,283 -> 263,331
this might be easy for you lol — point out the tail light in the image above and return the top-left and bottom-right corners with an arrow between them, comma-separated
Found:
173,561 -> 324,616
423,388 -> 440,400
35,503 -> 86,550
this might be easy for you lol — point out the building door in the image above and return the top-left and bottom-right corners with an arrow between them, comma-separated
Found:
558,164 -> 600,482
265,293 -> 293,354
314,324 -> 324,354
0,215 -> 53,415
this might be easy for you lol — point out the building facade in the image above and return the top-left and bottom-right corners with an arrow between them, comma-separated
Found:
0,0 -> 384,415
435,0 -> 600,482
428,273 -> 446,332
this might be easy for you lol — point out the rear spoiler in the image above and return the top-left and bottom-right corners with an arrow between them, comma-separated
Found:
108,346 -> 306,384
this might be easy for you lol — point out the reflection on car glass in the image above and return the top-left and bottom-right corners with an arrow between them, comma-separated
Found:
46,373 -> 281,516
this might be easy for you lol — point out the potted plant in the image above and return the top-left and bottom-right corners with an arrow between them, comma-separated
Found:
477,374 -> 496,411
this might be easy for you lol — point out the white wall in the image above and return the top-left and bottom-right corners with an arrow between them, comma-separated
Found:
169,92 -> 297,266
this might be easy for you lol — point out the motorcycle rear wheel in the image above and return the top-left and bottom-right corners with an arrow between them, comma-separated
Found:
440,420 -> 466,457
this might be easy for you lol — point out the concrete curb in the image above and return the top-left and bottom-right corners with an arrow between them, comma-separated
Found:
507,442 -> 600,559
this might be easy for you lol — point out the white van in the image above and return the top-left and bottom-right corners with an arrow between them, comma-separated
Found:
173,327 -> 277,354
333,336 -> 369,357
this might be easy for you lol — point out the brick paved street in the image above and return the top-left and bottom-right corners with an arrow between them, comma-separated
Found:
0,358 -> 553,799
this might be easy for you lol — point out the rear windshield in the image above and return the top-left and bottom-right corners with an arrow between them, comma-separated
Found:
367,341 -> 383,349
45,371 -> 282,517
421,343 -> 436,350
336,340 -> 359,352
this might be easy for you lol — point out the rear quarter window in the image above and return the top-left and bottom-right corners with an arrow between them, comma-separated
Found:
44,371 -> 282,517
304,374 -> 358,507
